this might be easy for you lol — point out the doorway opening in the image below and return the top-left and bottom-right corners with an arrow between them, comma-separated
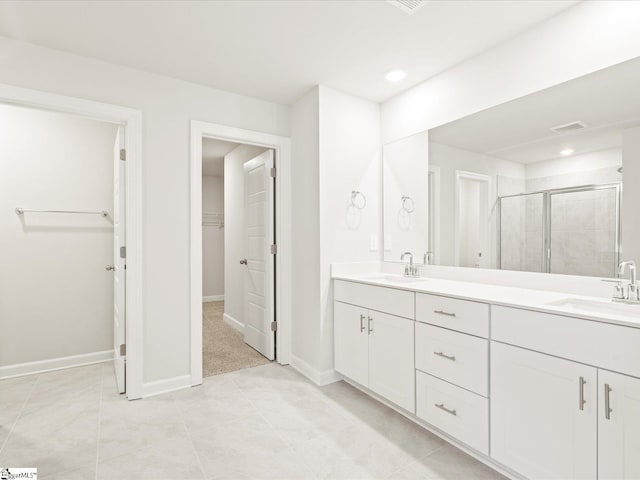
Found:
190,121 -> 291,387
0,103 -> 126,395
455,171 -> 492,268
0,84 -> 143,399
200,138 -> 275,377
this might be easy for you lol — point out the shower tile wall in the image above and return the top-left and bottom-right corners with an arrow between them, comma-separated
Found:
549,188 -> 618,277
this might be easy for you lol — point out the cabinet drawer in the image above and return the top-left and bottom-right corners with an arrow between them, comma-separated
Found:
415,323 -> 488,397
416,293 -> 489,337
492,305 -> 640,378
416,371 -> 489,454
334,280 -> 414,319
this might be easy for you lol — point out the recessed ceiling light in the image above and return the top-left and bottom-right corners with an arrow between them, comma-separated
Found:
386,70 -> 406,83
560,148 -> 574,156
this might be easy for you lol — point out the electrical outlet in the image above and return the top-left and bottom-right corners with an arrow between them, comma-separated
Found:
370,234 -> 378,251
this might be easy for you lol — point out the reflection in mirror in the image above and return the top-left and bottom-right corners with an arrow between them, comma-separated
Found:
382,131 -> 429,263
382,56 -> 640,277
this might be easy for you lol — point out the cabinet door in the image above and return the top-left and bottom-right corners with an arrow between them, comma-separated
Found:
334,301 -> 368,387
599,370 -> 640,480
368,311 -> 415,412
491,342 -> 597,480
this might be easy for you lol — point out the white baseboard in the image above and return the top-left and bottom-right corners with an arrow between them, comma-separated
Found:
142,374 -> 192,398
290,354 -> 343,386
203,294 -> 224,302
0,350 -> 114,380
223,313 -> 244,333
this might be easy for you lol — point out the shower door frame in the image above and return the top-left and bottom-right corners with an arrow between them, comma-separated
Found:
497,182 -> 622,276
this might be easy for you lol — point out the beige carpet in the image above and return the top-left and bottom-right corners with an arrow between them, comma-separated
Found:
203,301 -> 270,377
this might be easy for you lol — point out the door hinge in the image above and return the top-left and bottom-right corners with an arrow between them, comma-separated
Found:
271,321 -> 277,332
120,246 -> 126,259
270,244 -> 278,255
119,343 -> 126,356
120,148 -> 126,161
270,167 -> 277,178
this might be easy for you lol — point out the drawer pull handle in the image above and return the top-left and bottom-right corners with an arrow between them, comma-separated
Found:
367,316 -> 373,335
434,309 -> 456,317
579,376 -> 587,411
605,383 -> 613,420
433,351 -> 456,361
435,403 -> 457,416
360,314 -> 366,333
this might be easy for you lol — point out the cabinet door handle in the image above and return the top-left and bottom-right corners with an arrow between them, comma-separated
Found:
433,351 -> 456,361
435,403 -> 457,416
579,376 -> 587,411
360,314 -> 366,333
434,309 -> 456,317
604,383 -> 613,420
367,316 -> 373,335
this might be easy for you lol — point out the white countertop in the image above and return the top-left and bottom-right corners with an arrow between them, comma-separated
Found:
332,272 -> 640,329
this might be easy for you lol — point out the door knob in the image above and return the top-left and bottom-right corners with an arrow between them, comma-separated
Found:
105,265 -> 115,271
239,259 -> 248,265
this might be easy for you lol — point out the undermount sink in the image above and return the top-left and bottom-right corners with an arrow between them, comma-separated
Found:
365,274 -> 429,283
546,298 -> 640,318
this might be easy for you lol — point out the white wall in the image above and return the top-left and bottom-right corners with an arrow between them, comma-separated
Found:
318,86 -> 381,372
382,1 -> 640,143
202,175 -> 224,298
223,144 -> 268,326
622,126 -> 640,264
0,36 -> 289,383
290,87 -> 322,371
0,104 -> 116,367
429,142 -> 525,267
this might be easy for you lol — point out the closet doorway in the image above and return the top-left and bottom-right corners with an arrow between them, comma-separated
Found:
190,121 -> 291,386
200,139 -> 274,377
0,84 -> 143,399
0,104 -> 130,395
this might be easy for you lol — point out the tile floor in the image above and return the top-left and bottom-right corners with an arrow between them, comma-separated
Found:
0,362 -> 506,480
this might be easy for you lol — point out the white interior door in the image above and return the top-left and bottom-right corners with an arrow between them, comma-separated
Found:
242,150 -> 275,360
113,126 -> 126,393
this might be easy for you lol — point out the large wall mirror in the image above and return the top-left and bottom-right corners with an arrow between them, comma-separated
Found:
383,56 -> 640,278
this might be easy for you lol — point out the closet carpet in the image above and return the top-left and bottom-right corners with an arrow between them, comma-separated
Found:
203,301 -> 270,377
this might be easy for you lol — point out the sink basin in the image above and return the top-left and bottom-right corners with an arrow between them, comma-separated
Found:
546,298 -> 640,318
364,274 -> 428,284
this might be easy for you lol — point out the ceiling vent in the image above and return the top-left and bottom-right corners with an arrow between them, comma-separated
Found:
550,121 -> 588,134
387,0 -> 427,15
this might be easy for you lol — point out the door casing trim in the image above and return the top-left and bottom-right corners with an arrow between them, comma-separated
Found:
189,120 -> 292,386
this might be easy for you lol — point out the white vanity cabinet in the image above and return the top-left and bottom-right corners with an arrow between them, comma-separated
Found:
598,370 -> 640,480
333,276 -> 640,480
491,342 -> 598,480
334,280 -> 415,412
492,306 -> 640,480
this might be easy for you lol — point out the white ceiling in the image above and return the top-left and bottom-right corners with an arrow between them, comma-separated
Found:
202,138 -> 238,176
0,0 -> 579,105
429,56 -> 640,164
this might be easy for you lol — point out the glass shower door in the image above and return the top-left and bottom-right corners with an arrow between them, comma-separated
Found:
548,185 -> 620,277
498,193 -> 544,272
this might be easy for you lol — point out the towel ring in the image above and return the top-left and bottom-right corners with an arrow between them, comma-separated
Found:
401,196 -> 414,213
351,190 -> 366,210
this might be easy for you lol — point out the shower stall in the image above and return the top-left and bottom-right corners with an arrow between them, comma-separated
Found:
497,183 -> 621,277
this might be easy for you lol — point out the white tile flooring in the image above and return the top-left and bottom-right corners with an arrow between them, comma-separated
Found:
0,362 -> 506,480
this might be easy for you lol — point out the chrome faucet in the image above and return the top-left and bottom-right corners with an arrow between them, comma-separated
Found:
617,260 -> 640,303
401,252 -> 418,277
